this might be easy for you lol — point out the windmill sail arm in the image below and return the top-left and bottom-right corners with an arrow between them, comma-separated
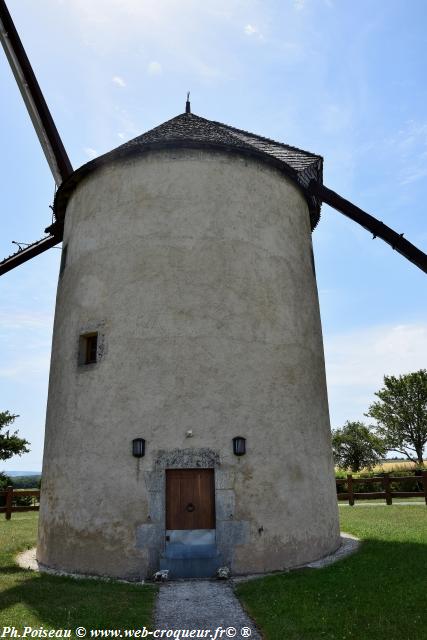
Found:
0,0 -> 72,186
309,180 -> 427,274
0,234 -> 61,276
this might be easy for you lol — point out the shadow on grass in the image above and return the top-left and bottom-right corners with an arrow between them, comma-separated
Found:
0,570 -> 157,630
236,539 -> 427,640
0,565 -> 26,575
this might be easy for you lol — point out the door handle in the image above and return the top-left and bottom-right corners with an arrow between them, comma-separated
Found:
185,503 -> 195,512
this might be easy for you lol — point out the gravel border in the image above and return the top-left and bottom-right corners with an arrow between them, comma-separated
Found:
231,533 -> 360,583
303,532 -> 360,569
15,549 -> 145,585
16,532 -> 360,583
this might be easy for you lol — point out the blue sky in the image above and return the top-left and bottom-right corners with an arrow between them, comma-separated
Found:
1,0 -> 426,471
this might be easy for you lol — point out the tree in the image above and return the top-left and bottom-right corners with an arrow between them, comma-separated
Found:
0,411 -> 30,461
366,370 -> 427,466
0,472 -> 11,491
332,421 -> 387,472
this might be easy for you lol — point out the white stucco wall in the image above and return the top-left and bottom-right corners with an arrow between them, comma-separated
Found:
38,147 -> 340,579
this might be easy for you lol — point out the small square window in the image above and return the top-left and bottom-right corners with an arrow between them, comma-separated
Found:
79,333 -> 98,365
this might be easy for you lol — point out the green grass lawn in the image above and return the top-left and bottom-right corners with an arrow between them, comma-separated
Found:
2,509 -> 427,639
0,513 -> 157,636
338,497 -> 425,504
236,506 -> 427,640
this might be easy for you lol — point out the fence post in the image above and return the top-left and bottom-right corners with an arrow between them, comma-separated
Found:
383,473 -> 392,505
347,474 -> 354,506
5,485 -> 13,520
423,471 -> 427,506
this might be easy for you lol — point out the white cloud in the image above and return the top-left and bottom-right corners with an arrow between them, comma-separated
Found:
243,22 -> 265,42
56,1 -> 258,94
0,311 -> 52,331
112,75 -> 126,87
385,120 -> 427,186
324,323 -> 427,426
400,167 -> 427,186
0,354 -> 50,379
114,107 -> 140,137
244,24 -> 258,36
319,103 -> 353,135
147,61 -> 162,76
191,60 -> 221,80
325,323 -> 427,387
0,312 -> 52,379
293,0 -> 306,10
84,147 -> 98,159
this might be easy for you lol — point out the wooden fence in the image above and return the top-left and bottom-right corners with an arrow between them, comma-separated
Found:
1,473 -> 427,518
336,471 -> 427,505
0,486 -> 40,519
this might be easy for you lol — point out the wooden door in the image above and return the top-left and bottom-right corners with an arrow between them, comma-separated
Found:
166,469 -> 215,530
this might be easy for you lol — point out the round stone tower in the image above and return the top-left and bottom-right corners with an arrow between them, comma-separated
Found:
37,110 -> 340,580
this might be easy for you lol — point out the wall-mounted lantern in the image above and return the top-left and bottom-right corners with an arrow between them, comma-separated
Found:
232,436 -> 246,456
132,438 -> 146,458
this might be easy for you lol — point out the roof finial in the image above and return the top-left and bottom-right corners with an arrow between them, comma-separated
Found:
185,91 -> 191,114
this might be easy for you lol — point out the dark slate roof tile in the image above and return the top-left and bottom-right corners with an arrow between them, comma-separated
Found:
54,112 -> 323,228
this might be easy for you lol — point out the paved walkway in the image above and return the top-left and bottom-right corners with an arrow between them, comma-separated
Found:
154,580 -> 262,639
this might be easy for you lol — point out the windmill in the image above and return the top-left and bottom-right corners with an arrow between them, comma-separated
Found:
1,1 -> 426,580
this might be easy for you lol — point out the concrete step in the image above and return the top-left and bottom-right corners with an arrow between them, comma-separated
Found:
159,555 -> 223,579
163,543 -> 219,560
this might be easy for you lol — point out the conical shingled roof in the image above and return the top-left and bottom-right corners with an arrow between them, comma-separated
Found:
53,112 -> 323,229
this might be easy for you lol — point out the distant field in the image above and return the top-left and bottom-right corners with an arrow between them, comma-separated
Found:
335,460 -> 427,473
374,460 -> 427,471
